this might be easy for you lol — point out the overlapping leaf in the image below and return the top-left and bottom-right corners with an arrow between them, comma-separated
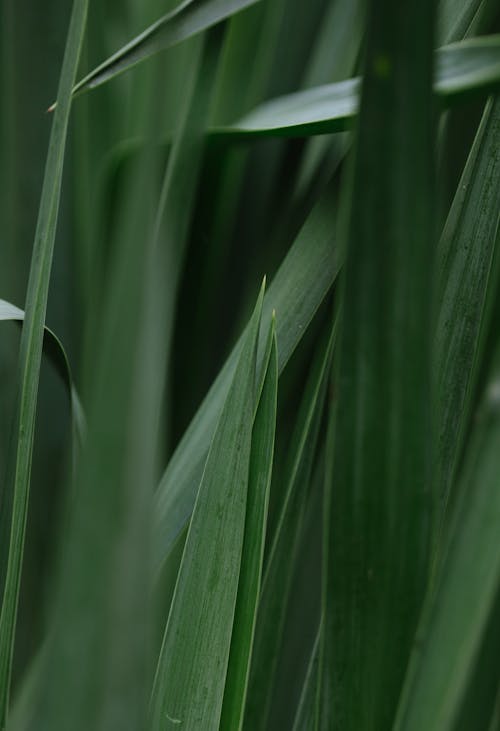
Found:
213,37 -> 500,138
395,346 -> 500,731
153,182 -> 340,574
244,323 -> 335,731
150,284 -> 265,730
320,0 -> 436,727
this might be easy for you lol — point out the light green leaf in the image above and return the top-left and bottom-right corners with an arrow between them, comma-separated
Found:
150,282 -> 265,730
244,322 -> 335,731
69,0 -> 262,100
0,0 -> 87,724
395,346 -> 500,731
219,319 -> 278,731
320,0 -> 436,727
213,37 -> 500,138
435,96 -> 500,531
153,182 -> 340,575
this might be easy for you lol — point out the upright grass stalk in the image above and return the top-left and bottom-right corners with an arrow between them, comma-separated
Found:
320,0 -> 437,728
0,1 -> 87,725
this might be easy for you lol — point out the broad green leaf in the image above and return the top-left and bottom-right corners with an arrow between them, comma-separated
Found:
69,0 -> 262,100
292,625 -> 321,731
150,282 -> 265,731
0,300 -> 85,447
153,181 -> 341,575
219,320 -> 278,731
244,323 -> 335,731
435,96 -> 500,530
213,37 -> 500,138
394,346 -> 500,731
0,0 -> 87,724
320,0 -> 436,728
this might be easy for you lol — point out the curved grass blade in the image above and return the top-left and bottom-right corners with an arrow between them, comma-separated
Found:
320,0 -> 436,726
394,346 -> 500,731
150,282 -> 265,731
153,182 -> 341,575
0,300 -> 85,446
219,319 -> 278,731
435,96 -> 500,531
243,323 -> 335,731
0,0 -> 87,724
213,37 -> 500,139
68,0 -> 261,102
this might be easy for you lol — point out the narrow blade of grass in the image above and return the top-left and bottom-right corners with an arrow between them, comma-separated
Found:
394,346 -> 500,731
0,0 -> 87,724
13,58 -> 176,731
320,0 -> 436,727
153,182 -> 341,574
150,282 -> 265,730
212,37 -> 500,139
243,323 -> 335,731
435,96 -> 500,530
219,319 -> 278,731
69,0 -> 261,100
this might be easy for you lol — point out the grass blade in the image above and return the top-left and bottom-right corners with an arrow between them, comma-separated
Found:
395,346 -> 500,731
320,0 -> 436,727
435,96 -> 500,528
244,323 -> 335,731
213,37 -> 500,139
150,282 -> 265,730
153,182 -> 341,574
69,0 -> 261,100
219,319 -> 278,731
0,0 -> 87,723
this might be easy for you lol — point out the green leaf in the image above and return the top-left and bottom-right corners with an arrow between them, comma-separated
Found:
69,0 -> 262,101
219,319 -> 278,731
394,346 -> 500,731
244,322 -> 335,731
212,37 -> 500,139
0,299 -> 85,448
435,96 -> 500,531
153,181 -> 341,575
320,0 -> 436,727
0,0 -> 88,724
150,281 -> 265,731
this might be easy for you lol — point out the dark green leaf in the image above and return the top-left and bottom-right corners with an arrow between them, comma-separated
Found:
150,282 -> 265,730
244,323 -> 335,731
435,96 -> 500,531
219,320 -> 278,731
395,346 -> 500,731
320,0 -> 436,727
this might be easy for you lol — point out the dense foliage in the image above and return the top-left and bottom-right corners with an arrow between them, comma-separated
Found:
1,0 -> 499,729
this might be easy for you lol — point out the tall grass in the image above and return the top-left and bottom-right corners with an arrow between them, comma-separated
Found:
1,0 -> 499,729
